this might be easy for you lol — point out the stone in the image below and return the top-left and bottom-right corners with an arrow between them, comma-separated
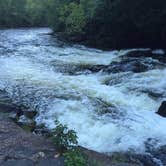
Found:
2,159 -> 35,166
157,101 -> 166,117
17,115 -> 36,132
0,116 -> 63,165
0,90 -> 21,114
24,110 -> 37,119
38,158 -> 64,166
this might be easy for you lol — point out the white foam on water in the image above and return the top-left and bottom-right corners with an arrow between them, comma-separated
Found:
152,49 -> 165,55
0,28 -> 166,153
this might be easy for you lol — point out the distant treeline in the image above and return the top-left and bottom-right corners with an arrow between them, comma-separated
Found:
0,0 -> 47,27
1,0 -> 166,49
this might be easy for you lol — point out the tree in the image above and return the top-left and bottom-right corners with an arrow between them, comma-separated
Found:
65,3 -> 86,34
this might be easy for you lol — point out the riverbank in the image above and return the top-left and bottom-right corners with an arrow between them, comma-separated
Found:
55,32 -> 166,51
0,90 -> 61,166
0,114 -> 64,166
57,0 -> 166,50
0,90 -> 166,166
0,106 -> 163,166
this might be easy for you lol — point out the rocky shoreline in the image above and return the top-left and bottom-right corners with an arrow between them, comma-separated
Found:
0,89 -> 166,166
0,115 -> 64,166
0,90 -> 63,166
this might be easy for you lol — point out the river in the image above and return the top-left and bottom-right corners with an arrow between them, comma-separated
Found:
0,28 -> 166,154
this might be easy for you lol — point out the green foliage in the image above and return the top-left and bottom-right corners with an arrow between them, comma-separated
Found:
46,0 -> 98,35
80,0 -> 98,19
52,121 -> 78,154
0,0 -> 97,34
0,0 -> 47,27
0,0 -> 27,27
64,149 -> 87,166
65,3 -> 86,34
26,0 -> 47,26
1,0 -> 165,48
84,0 -> 166,48
52,121 -> 87,166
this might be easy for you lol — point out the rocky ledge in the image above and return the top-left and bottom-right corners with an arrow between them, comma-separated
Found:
0,90 -> 63,166
0,115 -> 64,166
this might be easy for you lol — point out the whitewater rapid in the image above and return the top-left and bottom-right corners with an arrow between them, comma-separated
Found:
0,28 -> 166,153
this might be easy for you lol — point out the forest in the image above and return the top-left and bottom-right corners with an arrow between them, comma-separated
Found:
0,0 -> 166,49
0,1 -> 166,166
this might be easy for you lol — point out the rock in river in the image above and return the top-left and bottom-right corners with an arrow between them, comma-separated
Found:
157,101 -> 166,117
0,90 -> 21,114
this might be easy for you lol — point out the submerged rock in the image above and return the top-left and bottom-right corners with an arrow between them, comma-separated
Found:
157,101 -> 166,117
124,50 -> 152,58
104,59 -> 150,73
51,60 -> 106,75
125,50 -> 166,63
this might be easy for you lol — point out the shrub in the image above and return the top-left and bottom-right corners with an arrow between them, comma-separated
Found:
52,121 -> 78,154
52,121 -> 87,166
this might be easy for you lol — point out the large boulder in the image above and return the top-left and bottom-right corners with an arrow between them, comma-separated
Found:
157,101 -> 166,117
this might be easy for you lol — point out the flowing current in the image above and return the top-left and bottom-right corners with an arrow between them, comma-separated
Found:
0,28 -> 166,153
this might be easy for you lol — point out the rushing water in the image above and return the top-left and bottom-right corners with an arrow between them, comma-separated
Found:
0,28 -> 166,153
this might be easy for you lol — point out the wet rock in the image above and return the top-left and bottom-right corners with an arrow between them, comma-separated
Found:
8,112 -> 20,121
141,89 -> 164,100
151,145 -> 166,165
92,98 -> 123,119
23,110 -> 37,119
17,115 -> 36,132
51,49 -> 166,76
124,50 -> 152,58
102,73 -> 132,86
156,101 -> 166,117
0,90 -> 21,114
132,154 -> 158,166
125,50 -> 166,63
0,116 -> 63,166
34,124 -> 52,137
51,60 -> 106,75
0,91 -> 37,126
105,60 -> 148,73
81,147 -> 154,166
104,57 -> 164,74
110,152 -> 160,166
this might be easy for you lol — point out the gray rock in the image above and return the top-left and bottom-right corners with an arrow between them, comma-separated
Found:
38,158 -> 64,166
24,110 -> 37,119
0,90 -> 21,114
17,115 -> 36,132
2,159 -> 34,166
0,116 -> 63,166
157,101 -> 166,117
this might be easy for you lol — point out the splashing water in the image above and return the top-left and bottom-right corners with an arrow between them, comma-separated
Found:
0,28 -> 166,153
